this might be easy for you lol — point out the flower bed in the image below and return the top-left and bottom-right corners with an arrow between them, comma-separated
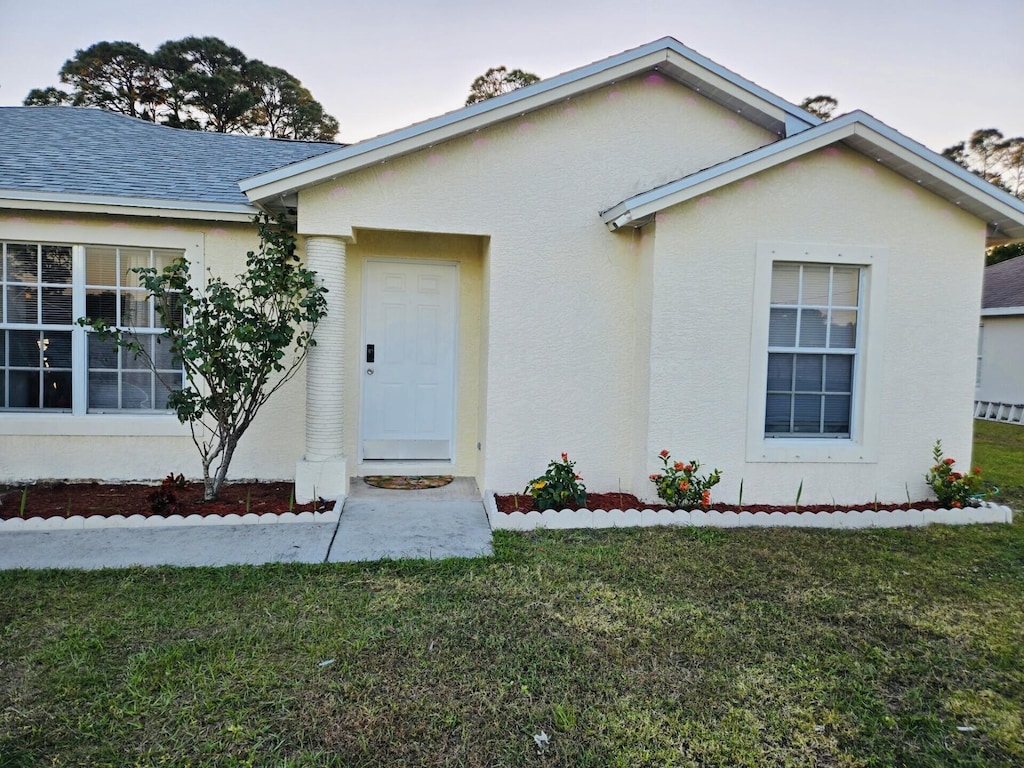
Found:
0,481 -> 340,533
485,492 -> 1012,531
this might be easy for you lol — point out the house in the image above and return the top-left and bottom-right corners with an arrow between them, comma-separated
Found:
3,37 -> 1024,505
976,256 -> 1024,419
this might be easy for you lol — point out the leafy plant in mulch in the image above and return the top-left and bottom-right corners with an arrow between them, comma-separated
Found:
524,453 -> 586,510
649,448 -> 722,509
926,439 -> 987,508
147,472 -> 187,515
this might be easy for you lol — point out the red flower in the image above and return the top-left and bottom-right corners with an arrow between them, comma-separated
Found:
952,501 -> 962,508
973,467 -> 982,474
702,490 -> 711,502
561,452 -> 568,462
943,457 -> 956,465
649,473 -> 660,481
679,480 -> 690,491
683,464 -> 693,473
673,461 -> 684,471
660,449 -> 670,458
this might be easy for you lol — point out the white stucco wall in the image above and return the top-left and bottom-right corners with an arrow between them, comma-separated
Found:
299,74 -> 778,495
639,146 -> 986,504
978,315 -> 1024,403
0,211 -> 306,483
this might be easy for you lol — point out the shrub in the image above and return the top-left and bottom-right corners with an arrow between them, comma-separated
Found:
649,449 -> 722,509
925,440 -> 986,508
525,453 -> 586,510
148,472 -> 187,515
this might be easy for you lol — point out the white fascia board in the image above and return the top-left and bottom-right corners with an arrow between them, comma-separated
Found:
601,111 -> 1024,236
601,117 -> 858,227
846,119 -> 1024,233
0,189 -> 256,222
242,37 -> 818,203
982,306 -> 1024,317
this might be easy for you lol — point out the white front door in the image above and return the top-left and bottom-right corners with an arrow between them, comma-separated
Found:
361,260 -> 458,460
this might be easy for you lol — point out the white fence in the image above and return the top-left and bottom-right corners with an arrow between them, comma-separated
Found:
975,400 -> 1024,425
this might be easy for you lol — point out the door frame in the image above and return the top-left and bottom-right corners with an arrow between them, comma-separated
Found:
358,257 -> 461,464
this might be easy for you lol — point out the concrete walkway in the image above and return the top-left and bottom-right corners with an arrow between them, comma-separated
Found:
0,478 -> 492,570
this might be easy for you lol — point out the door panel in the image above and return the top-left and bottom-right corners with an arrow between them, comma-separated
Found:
362,261 -> 457,460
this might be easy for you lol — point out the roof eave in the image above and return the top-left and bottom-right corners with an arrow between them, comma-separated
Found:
982,305 -> 1024,317
0,189 -> 258,222
241,37 -> 819,204
601,111 -> 1024,243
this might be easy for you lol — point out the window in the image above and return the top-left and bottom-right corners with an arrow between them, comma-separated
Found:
765,262 -> 861,437
1,241 -> 183,413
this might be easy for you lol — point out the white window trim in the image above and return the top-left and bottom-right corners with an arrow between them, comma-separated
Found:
746,241 -> 888,464
0,221 -> 203,437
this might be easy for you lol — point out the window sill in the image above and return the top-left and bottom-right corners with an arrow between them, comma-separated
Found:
746,438 -> 877,464
0,413 -> 191,437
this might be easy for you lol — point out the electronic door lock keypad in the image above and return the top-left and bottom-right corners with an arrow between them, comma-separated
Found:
366,344 -> 375,363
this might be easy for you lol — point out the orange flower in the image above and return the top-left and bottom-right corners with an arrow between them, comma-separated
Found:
673,461 -> 684,471
679,480 -> 690,491
973,467 -> 982,474
702,490 -> 711,505
660,449 -> 670,458
952,501 -> 962,508
649,473 -> 660,481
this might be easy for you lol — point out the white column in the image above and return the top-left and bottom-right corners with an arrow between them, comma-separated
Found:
295,235 -> 349,503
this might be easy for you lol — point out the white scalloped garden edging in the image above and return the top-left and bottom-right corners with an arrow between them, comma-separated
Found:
483,493 -> 1013,531
0,498 -> 342,533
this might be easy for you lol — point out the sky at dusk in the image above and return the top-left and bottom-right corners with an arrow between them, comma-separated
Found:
1,0 -> 1021,153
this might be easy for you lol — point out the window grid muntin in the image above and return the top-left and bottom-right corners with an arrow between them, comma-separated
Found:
0,243 -> 75,410
766,263 -> 862,437
83,246 -> 180,413
0,241 -> 184,414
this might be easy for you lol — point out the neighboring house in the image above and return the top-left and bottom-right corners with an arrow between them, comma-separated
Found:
977,256 -> 1024,412
3,37 -> 1024,505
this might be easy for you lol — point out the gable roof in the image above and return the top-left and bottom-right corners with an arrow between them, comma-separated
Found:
599,110 -> 1024,244
240,36 -> 820,205
0,106 -> 339,219
983,256 -> 1024,314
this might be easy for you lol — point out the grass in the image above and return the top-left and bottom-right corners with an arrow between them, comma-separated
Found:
0,425 -> 1021,767
973,419 -> 1024,510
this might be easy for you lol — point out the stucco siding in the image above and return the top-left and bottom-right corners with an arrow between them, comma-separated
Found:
0,211 -> 306,484
299,75 -> 778,495
978,315 -> 1024,403
641,146 -> 985,504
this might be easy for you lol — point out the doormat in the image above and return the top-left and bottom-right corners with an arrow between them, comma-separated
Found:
363,475 -> 454,490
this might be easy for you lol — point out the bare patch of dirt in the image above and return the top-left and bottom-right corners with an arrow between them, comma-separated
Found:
0,481 -> 328,521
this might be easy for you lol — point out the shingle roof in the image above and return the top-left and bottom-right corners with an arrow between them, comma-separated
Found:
0,106 -> 339,209
983,255 -> 1024,309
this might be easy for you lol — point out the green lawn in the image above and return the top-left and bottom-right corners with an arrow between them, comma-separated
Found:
1,425 -> 1022,767
973,419 -> 1024,510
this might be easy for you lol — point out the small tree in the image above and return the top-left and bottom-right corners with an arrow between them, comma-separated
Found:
81,216 -> 328,500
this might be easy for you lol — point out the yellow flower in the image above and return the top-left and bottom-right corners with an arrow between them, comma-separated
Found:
533,481 -> 546,489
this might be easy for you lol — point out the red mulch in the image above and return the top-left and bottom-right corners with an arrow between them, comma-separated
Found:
495,492 -> 942,514
0,481 -> 327,521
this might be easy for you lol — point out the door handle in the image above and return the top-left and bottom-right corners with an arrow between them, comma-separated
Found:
366,368 -> 374,375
